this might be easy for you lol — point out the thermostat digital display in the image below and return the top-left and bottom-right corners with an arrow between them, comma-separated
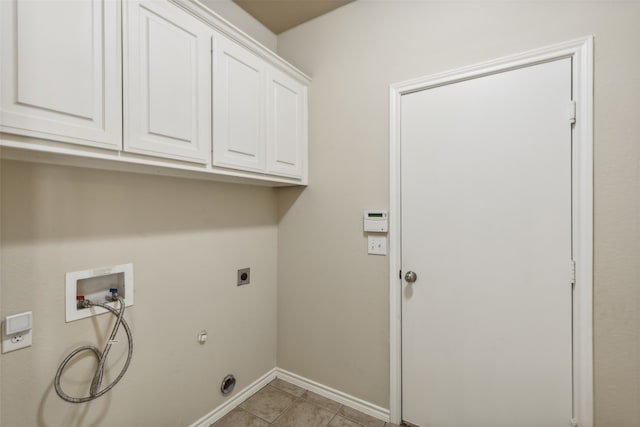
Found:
363,210 -> 388,232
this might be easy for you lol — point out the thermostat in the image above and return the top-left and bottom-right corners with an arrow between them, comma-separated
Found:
363,210 -> 388,232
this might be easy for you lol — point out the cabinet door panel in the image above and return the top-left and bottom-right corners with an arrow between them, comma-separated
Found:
147,17 -> 193,142
125,0 -> 211,164
213,35 -> 265,172
266,67 -> 306,179
0,0 -> 121,149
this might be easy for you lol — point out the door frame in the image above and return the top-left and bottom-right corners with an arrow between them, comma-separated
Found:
388,36 -> 593,426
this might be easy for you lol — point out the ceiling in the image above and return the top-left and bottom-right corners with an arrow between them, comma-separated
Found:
232,0 -> 354,34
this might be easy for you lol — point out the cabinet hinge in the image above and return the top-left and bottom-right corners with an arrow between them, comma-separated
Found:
570,417 -> 578,427
570,259 -> 576,286
569,100 -> 577,124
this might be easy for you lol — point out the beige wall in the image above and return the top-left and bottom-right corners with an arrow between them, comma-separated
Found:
276,1 -> 640,425
0,161 -> 278,426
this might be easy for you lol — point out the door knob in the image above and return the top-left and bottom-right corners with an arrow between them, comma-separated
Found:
405,271 -> 417,283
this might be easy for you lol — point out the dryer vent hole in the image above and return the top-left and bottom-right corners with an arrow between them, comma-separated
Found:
221,374 -> 236,395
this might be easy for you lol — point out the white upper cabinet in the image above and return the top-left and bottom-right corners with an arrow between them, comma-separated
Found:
266,66 -> 307,179
213,34 -> 266,172
213,34 -> 308,181
1,0 -> 310,185
0,0 -> 122,149
124,0 -> 212,164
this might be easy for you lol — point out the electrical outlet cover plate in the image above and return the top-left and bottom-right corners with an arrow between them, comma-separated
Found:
2,330 -> 32,353
2,313 -> 33,354
368,236 -> 387,255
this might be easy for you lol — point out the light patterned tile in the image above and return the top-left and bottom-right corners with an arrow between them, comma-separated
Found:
240,385 -> 297,423
269,378 -> 306,397
338,406 -> 385,427
272,400 -> 335,427
301,390 -> 342,413
328,415 -> 364,427
210,408 -> 269,427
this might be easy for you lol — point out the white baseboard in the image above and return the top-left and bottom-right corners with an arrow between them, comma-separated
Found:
189,367 -> 390,427
274,368 -> 390,423
189,368 -> 278,427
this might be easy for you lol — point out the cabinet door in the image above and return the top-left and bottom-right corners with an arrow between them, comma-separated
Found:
266,66 -> 307,179
213,34 -> 266,172
125,0 -> 212,164
0,0 -> 121,149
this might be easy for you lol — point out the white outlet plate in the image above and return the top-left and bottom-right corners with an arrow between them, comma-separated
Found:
2,321 -> 32,354
368,236 -> 387,256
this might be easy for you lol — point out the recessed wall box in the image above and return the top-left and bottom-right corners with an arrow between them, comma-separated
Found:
363,210 -> 388,232
65,263 -> 134,322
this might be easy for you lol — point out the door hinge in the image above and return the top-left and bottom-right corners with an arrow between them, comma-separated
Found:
570,417 -> 578,427
569,100 -> 577,124
570,259 -> 576,286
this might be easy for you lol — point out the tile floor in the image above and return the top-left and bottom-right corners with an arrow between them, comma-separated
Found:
211,378 -> 402,427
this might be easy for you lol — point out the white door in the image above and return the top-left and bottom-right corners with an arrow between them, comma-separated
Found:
401,58 -> 573,427
213,34 -> 266,172
266,65 -> 306,179
124,0 -> 212,164
0,0 -> 121,149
